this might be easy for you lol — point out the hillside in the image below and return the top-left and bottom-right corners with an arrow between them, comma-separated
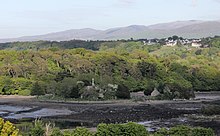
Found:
0,20 -> 220,42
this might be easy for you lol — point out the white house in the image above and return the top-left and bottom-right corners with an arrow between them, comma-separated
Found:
191,42 -> 202,48
165,40 -> 177,46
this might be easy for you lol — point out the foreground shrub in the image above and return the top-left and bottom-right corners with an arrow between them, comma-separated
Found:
30,120 -> 45,136
96,122 -> 149,136
191,127 -> 215,136
62,127 -> 93,136
71,127 -> 94,136
155,125 -> 215,136
0,118 -> 19,136
50,128 -> 63,136
169,125 -> 191,136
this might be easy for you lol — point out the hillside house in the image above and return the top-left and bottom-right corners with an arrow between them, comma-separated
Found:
165,40 -> 177,46
191,42 -> 202,48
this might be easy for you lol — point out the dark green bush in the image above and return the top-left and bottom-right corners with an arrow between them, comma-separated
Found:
62,127 -> 93,136
116,84 -> 130,99
143,80 -> 155,96
31,81 -> 45,96
191,127 -> 215,136
156,125 -> 215,136
96,122 -> 149,136
71,127 -> 94,136
51,128 -> 63,136
169,125 -> 191,136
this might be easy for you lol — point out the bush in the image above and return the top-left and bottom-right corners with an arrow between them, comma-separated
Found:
55,78 -> 80,98
30,120 -> 45,136
31,81 -> 45,96
143,80 -> 155,96
0,118 -> 19,136
51,128 -> 63,136
155,125 -> 215,136
169,125 -> 191,136
71,127 -> 94,136
80,87 -> 99,100
18,89 -> 31,96
163,72 -> 194,99
61,127 -> 94,136
116,84 -> 130,99
154,128 -> 169,136
96,122 -> 149,136
191,127 -> 215,136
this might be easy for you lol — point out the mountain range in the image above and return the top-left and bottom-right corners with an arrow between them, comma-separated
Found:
1,20 -> 220,43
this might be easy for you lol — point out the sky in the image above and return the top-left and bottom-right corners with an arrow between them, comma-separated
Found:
0,0 -> 220,38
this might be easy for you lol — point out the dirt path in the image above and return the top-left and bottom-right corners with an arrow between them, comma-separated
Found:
0,95 -> 35,103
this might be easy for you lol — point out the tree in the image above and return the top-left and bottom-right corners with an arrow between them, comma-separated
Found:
55,78 -> 80,98
31,81 -> 45,96
143,80 -> 155,96
116,84 -> 130,99
137,61 -> 157,78
172,35 -> 179,41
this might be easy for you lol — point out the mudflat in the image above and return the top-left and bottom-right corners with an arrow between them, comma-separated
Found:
0,92 -> 220,134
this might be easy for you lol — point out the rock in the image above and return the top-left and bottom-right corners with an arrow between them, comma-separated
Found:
108,84 -> 118,89
151,88 -> 160,97
99,93 -> 104,98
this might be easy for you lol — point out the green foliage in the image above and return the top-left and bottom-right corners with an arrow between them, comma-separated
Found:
18,89 -> 31,96
71,127 -> 94,136
57,127 -> 94,136
30,120 -> 45,136
143,80 -> 156,96
96,122 -> 149,136
163,72 -> 194,99
0,37 -> 220,100
31,81 -> 45,96
0,118 -> 19,136
51,128 -> 63,136
155,125 -> 215,136
168,125 -> 191,136
116,84 -> 130,99
191,127 -> 215,136
14,119 -> 216,136
137,61 -> 157,78
55,78 -> 80,98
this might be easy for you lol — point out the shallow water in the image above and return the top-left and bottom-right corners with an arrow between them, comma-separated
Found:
0,105 -> 32,113
138,115 -> 220,133
195,91 -> 220,100
0,104 -> 73,120
5,108 -> 73,119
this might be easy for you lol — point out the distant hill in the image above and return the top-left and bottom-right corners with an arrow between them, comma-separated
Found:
1,20 -> 220,43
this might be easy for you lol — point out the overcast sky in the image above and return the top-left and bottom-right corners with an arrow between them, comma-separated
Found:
0,0 -> 220,38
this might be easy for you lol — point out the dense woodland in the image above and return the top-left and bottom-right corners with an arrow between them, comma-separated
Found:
0,36 -> 220,100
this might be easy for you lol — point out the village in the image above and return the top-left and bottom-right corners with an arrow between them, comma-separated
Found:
139,35 -> 211,48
